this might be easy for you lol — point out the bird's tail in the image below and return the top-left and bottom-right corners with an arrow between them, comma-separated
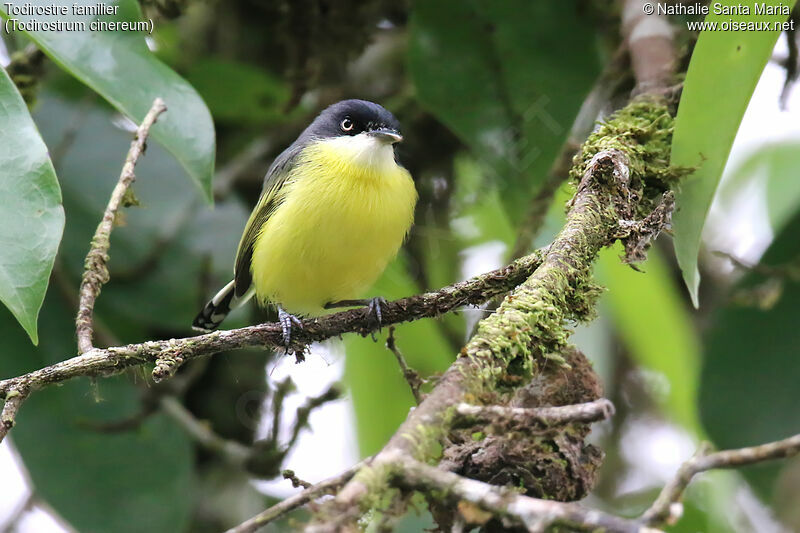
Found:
192,280 -> 253,331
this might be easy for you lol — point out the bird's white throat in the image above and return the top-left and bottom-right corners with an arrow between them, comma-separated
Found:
321,133 -> 398,173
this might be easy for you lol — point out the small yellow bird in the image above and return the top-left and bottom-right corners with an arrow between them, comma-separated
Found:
193,100 -> 417,345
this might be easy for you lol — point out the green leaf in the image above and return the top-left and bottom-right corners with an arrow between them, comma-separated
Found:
671,0 -> 796,306
718,141 -> 800,234
0,295 -> 194,533
596,245 -> 703,434
408,0 -> 599,221
0,0 -> 216,201
700,208 -> 800,505
0,67 -> 64,344
344,258 -> 454,456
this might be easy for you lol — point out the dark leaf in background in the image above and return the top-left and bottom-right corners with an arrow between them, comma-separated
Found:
0,294 -> 194,533
0,0 -> 217,200
0,91 -> 252,531
700,209 -> 800,514
0,67 -> 64,344
185,58 -> 291,126
33,95 -> 248,333
408,0 -> 600,221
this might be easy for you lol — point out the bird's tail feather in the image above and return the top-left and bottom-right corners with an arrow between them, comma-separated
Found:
193,280 -> 253,331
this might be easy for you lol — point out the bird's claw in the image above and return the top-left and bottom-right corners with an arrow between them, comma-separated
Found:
278,307 -> 304,353
366,296 -> 387,331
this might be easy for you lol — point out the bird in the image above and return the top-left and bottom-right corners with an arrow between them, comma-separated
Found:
193,99 -> 417,348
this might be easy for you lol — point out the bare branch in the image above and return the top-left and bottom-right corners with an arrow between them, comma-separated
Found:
455,399 -> 615,426
282,469 -> 312,489
0,251 -> 544,406
0,387 -> 29,444
75,97 -> 167,354
621,0 -> 678,97
394,459 -> 653,533
224,461 -> 366,533
386,326 -> 424,404
159,396 -> 251,467
285,384 -> 341,451
641,433 -> 800,527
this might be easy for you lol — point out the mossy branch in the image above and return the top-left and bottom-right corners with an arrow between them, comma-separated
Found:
319,98 -> 681,530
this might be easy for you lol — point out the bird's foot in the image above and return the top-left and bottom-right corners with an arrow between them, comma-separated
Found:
324,297 -> 388,339
278,306 -> 304,354
365,296 -> 387,330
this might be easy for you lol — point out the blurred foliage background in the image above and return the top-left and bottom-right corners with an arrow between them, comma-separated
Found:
1,1 -> 799,532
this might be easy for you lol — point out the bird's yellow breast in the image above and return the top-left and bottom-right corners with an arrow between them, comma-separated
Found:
250,135 -> 417,315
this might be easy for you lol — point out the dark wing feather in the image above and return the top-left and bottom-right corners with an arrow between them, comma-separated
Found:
233,144 -> 303,297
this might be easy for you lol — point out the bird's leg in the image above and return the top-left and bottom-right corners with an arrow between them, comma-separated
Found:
325,297 -> 387,330
366,296 -> 387,328
277,306 -> 304,352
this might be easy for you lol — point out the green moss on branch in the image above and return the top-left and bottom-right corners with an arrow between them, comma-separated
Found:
331,99 -> 686,519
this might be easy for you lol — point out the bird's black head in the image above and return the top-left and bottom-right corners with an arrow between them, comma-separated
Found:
301,99 -> 403,144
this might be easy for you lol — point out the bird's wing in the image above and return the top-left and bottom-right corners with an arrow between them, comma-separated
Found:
232,144 -> 302,298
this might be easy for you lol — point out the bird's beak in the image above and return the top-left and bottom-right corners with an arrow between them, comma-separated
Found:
368,128 -> 403,144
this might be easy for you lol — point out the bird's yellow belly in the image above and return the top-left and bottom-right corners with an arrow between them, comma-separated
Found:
250,147 -> 416,316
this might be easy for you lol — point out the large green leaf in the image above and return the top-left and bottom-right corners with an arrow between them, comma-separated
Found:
671,0 -> 796,306
408,0 -> 599,221
0,0 -> 216,200
596,245 -> 702,434
0,67 -> 64,344
700,208 -> 800,514
0,295 -> 194,533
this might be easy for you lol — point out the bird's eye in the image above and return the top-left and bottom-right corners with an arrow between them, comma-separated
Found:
340,118 -> 354,132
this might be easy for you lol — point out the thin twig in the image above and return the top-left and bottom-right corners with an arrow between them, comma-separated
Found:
455,399 -> 615,426
641,433 -> 800,527
75,97 -> 167,354
285,384 -> 341,451
282,469 -> 312,489
224,461 -> 366,533
386,326 -> 424,404
159,396 -> 251,467
716,251 -> 800,281
0,387 -> 29,444
76,402 -> 160,433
